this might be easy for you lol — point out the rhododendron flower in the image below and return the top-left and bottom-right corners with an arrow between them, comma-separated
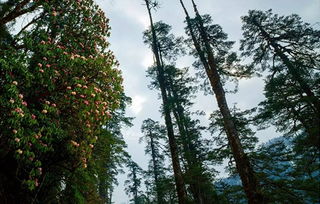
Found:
89,144 -> 94,148
71,91 -> 77,95
42,109 -> 48,114
91,93 -> 95,97
83,85 -> 88,89
52,11 -> 57,16
84,100 -> 89,105
14,138 -> 20,142
17,149 -> 23,154
35,179 -> 39,187
31,114 -> 36,120
37,63 -> 43,68
76,84 -> 82,88
45,101 -> 50,105
18,94 -> 23,99
67,86 -> 72,90
80,94 -> 85,98
39,69 -> 44,73
46,64 -> 51,68
12,129 -> 18,134
51,103 -> 56,107
12,81 -> 18,85
22,101 -> 27,106
9,99 -> 15,104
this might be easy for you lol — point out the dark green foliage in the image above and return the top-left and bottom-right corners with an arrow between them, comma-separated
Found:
184,14 -> 250,94
125,160 -> 146,204
240,9 -> 320,147
208,107 -> 258,173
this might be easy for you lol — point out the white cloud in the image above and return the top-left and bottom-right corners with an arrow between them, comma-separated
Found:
141,51 -> 154,69
130,95 -> 147,115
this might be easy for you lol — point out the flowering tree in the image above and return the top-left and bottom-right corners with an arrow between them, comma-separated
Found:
0,0 -> 124,202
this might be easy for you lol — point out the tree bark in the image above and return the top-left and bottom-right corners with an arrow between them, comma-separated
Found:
144,1 -> 188,203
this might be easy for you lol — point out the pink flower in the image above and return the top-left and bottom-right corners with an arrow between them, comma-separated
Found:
45,101 -> 50,105
14,138 -> 20,142
71,91 -> 76,95
91,93 -> 96,97
84,100 -> 89,105
31,114 -> 36,120
67,86 -> 72,90
22,101 -> 27,106
46,64 -> 51,68
18,94 -> 23,99
80,94 -> 85,98
39,69 -> 44,73
82,85 -> 88,89
35,179 -> 39,187
38,63 -> 43,68
43,57 -> 47,61
76,84 -> 82,88
12,129 -> 18,134
40,41 -> 46,45
52,11 -> 57,16
51,103 -> 56,107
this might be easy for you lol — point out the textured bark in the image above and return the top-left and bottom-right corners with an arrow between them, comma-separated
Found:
179,0 -> 265,203
144,1 -> 188,203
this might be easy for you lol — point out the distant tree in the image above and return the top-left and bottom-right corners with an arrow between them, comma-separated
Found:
141,118 -> 167,204
240,9 -> 320,148
178,0 -> 265,203
125,161 -> 145,204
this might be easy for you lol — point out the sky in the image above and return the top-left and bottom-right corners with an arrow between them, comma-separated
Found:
96,0 -> 319,203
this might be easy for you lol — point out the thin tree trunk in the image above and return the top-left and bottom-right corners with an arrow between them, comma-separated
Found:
179,0 -> 265,203
144,1 -> 188,203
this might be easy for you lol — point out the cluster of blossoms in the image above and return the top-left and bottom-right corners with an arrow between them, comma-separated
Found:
0,0 -> 123,190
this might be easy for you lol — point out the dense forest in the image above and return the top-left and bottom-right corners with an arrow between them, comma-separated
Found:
0,0 -> 319,203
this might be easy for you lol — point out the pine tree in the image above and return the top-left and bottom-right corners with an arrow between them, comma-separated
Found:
240,9 -> 320,148
141,118 -> 167,204
143,1 -> 188,203
125,161 -> 145,204
178,1 -> 265,203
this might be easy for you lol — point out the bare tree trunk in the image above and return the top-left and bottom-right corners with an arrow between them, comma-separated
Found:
144,1 -> 188,203
179,0 -> 266,203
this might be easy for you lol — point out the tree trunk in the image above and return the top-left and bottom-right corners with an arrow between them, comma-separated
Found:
144,1 -> 188,203
179,0 -> 265,203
